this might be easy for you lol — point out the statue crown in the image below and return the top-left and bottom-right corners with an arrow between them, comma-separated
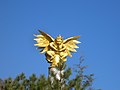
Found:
56,35 -> 63,40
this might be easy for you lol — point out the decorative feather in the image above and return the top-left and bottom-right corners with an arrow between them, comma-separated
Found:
63,36 -> 80,56
34,30 -> 54,53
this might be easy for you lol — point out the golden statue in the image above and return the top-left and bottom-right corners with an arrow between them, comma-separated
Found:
34,30 -> 80,67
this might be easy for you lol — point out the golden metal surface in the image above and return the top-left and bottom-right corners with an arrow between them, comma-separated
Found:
34,30 -> 80,67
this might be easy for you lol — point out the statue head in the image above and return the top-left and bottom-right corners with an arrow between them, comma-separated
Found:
55,35 -> 63,45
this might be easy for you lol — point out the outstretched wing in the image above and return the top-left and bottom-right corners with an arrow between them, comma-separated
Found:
63,36 -> 80,57
34,30 -> 54,53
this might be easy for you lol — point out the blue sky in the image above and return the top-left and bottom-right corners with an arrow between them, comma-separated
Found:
0,0 -> 120,90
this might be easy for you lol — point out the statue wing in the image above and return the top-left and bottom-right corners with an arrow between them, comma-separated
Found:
34,30 -> 54,53
63,36 -> 80,57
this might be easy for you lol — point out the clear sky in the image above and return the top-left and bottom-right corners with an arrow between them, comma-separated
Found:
0,0 -> 120,90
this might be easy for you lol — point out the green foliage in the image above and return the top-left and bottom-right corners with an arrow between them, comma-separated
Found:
0,58 -> 98,90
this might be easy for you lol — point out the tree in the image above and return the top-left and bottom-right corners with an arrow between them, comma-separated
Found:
0,57 -> 99,90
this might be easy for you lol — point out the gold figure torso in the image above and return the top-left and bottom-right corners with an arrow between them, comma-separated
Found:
46,42 -> 68,67
46,37 -> 68,67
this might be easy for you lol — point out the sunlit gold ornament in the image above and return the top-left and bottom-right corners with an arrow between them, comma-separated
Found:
34,30 -> 80,67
